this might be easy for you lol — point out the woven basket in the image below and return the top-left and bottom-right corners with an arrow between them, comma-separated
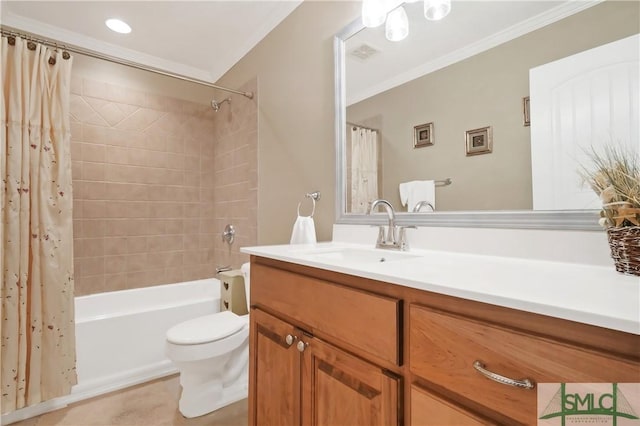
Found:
607,226 -> 640,276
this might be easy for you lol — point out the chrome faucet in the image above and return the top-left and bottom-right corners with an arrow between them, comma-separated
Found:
412,201 -> 435,212
368,199 -> 414,250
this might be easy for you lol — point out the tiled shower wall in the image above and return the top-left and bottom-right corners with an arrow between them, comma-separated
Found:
70,78 -> 257,296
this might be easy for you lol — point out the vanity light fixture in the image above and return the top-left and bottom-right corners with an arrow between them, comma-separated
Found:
424,0 -> 451,21
386,6 -> 409,42
362,0 -> 451,41
105,18 -> 132,34
362,0 -> 388,28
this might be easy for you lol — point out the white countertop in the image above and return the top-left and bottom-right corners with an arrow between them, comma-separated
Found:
241,242 -> 640,335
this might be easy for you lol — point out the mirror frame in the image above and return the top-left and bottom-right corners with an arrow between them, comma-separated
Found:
334,18 -> 601,231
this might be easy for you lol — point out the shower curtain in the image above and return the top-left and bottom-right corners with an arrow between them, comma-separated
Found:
1,36 -> 77,413
350,126 -> 379,213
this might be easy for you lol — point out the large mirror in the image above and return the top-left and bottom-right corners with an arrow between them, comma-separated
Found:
334,0 -> 639,230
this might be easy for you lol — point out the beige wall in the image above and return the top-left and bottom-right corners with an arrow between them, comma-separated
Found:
70,56 -> 257,295
347,1 -> 639,212
215,1 -> 361,244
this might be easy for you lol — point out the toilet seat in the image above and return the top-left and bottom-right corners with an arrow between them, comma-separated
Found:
165,312 -> 249,362
167,311 -> 245,345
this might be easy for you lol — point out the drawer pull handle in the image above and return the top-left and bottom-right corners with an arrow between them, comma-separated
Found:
473,361 -> 535,390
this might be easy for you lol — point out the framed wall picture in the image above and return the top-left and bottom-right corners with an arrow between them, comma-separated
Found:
413,122 -> 434,148
523,96 -> 530,126
465,126 -> 493,156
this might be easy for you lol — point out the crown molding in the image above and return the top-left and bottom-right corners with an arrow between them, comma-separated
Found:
2,12 -> 218,82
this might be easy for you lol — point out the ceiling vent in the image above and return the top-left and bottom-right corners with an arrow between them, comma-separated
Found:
349,44 -> 380,61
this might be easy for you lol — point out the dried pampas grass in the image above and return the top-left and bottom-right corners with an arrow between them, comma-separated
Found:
580,144 -> 640,228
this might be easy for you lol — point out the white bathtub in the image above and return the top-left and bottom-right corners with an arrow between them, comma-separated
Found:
2,278 -> 219,425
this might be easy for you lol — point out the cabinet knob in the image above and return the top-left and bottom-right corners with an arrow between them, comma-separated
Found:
285,334 -> 297,346
296,340 -> 309,352
223,301 -> 229,309
223,282 -> 229,290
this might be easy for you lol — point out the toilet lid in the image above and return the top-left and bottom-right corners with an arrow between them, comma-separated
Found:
167,311 -> 246,345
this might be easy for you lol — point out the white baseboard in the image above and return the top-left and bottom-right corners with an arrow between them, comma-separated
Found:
1,361 -> 177,425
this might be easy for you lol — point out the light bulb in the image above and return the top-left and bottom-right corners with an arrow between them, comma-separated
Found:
362,0 -> 387,28
385,6 -> 409,42
424,0 -> 451,21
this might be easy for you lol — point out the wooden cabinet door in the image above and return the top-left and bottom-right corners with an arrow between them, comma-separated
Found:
250,308 -> 301,426
301,336 -> 400,426
411,384 -> 494,426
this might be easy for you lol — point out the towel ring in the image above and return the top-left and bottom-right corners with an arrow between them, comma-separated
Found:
297,191 -> 320,218
297,197 -> 316,218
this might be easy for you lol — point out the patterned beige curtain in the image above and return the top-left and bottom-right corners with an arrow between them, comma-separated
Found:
350,126 -> 379,213
1,36 -> 76,413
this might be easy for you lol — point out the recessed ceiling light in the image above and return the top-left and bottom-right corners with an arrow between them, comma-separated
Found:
105,18 -> 131,34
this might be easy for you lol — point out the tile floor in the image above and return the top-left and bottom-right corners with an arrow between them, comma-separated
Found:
10,375 -> 247,426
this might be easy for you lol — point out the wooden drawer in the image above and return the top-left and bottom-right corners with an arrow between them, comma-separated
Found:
409,304 -> 639,424
411,384 -> 494,426
251,262 -> 401,366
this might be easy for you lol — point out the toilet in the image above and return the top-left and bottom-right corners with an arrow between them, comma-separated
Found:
165,263 -> 251,418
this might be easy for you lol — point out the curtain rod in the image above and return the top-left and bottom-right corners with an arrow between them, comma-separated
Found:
0,26 -> 254,100
347,121 -> 378,132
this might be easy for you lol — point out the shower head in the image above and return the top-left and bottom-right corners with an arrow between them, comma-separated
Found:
211,97 -> 231,112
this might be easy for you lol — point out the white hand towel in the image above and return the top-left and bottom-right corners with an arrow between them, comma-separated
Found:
290,215 -> 317,244
398,180 -> 436,211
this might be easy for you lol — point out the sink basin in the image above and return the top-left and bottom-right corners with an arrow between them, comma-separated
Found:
297,247 -> 421,265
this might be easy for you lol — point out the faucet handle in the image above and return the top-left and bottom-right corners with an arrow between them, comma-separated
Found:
397,225 -> 417,251
376,225 -> 386,244
370,225 -> 387,247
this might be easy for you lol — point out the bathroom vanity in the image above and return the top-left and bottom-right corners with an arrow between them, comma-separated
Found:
243,243 -> 639,425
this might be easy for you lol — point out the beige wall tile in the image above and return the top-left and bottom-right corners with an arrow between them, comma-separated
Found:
117,108 -> 164,132
81,219 -> 106,238
82,162 -> 105,181
70,75 -> 257,296
83,238 -> 105,257
104,183 -> 148,201
149,202 -> 184,218
145,268 -> 168,286
105,201 -> 150,218
96,102 -> 128,126
104,273 -> 128,292
126,253 -> 148,272
165,267 -> 184,284
147,235 -> 183,252
83,200 -> 106,218
74,275 -> 106,296
81,142 -> 106,163
105,255 -> 127,275
126,236 -> 148,253
165,219 -> 183,235
104,237 -> 128,256
75,257 -> 105,277
126,271 -> 152,288
106,146 -> 129,165
147,251 -> 183,269
80,182 -> 107,200
72,161 -> 83,181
